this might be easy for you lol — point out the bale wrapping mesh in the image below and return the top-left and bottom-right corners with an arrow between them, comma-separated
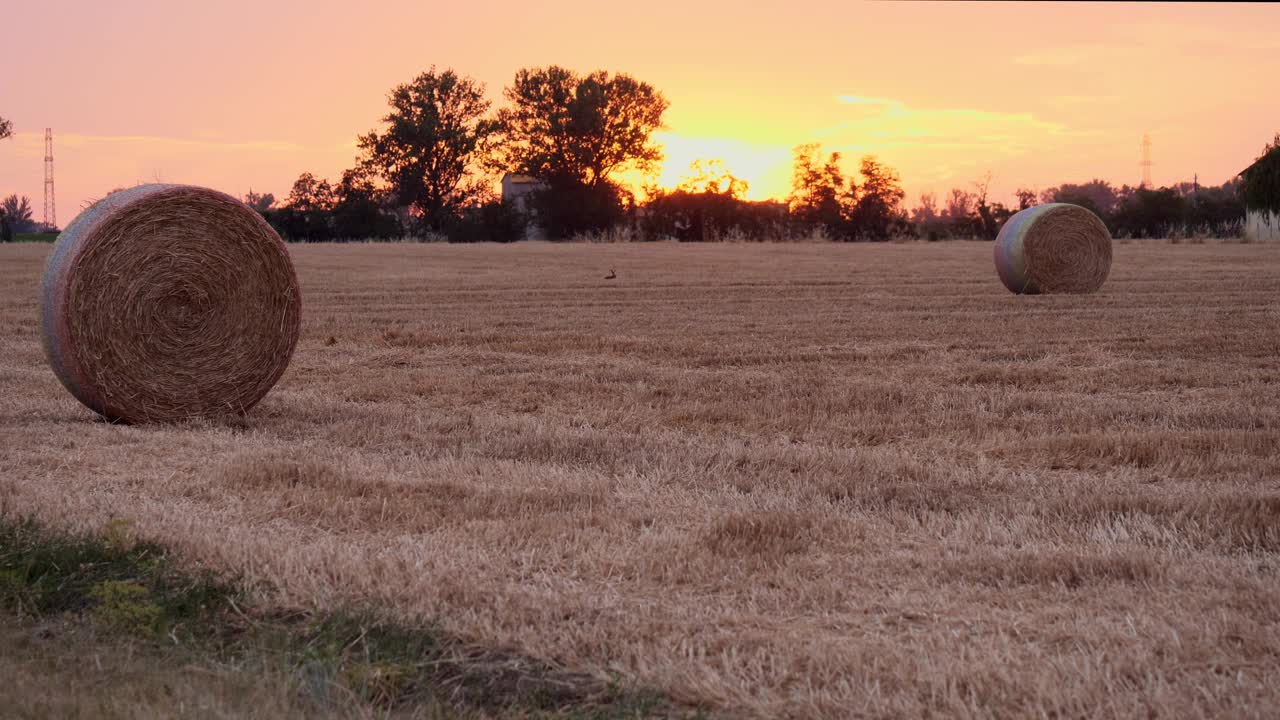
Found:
40,184 -> 302,423
994,203 -> 1112,294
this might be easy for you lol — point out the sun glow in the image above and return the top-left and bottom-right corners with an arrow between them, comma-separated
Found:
652,133 -> 793,201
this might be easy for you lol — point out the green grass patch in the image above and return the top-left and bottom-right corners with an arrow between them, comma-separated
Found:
0,517 -> 230,633
0,517 -> 696,718
13,232 -> 58,243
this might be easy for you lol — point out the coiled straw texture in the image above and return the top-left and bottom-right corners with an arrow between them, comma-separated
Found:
41,184 -> 302,423
994,203 -> 1112,295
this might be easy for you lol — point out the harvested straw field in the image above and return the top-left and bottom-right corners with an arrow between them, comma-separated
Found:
1,240 -> 1278,718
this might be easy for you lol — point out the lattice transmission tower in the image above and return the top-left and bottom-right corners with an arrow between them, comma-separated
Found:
1140,133 -> 1153,189
43,129 -> 56,229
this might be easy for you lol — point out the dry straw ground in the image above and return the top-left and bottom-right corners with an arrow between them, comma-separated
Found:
2,240 -> 1278,718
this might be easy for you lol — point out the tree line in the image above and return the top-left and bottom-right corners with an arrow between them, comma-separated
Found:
248,66 -> 669,243
0,118 -> 24,242
0,99 -> 1270,243
247,66 -> 921,243
243,63 -> 1262,243
911,174 -> 1246,241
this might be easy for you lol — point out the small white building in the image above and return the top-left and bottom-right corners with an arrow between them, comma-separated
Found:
1240,147 -> 1279,241
500,173 -> 546,240
501,174 -> 544,214
1244,209 -> 1279,242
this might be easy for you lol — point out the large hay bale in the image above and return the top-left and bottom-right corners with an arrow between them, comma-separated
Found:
994,203 -> 1112,294
40,184 -> 301,423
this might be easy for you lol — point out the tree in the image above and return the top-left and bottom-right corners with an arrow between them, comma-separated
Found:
0,118 -> 10,241
942,188 -> 981,237
641,160 -> 780,242
911,193 -> 943,240
261,172 -> 337,241
1014,188 -> 1037,211
286,172 -> 334,212
1040,179 -> 1119,218
1,195 -> 35,233
1241,133 -> 1280,215
912,193 -> 939,223
788,143 -> 849,237
944,188 -> 973,220
1185,178 -> 1244,235
498,66 -> 668,188
1111,187 -> 1188,238
642,189 -> 786,242
497,66 -> 668,237
358,68 -> 499,233
244,190 -> 275,213
970,172 -> 1008,240
331,168 -> 401,240
677,159 -> 748,198
448,200 -> 527,243
852,157 -> 907,240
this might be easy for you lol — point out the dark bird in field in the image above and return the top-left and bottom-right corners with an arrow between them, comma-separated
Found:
604,268 -> 617,280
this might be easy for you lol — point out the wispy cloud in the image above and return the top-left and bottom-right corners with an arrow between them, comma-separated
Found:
1045,95 -> 1120,109
815,96 -> 1075,156
1012,45 -> 1102,67
836,96 -> 906,109
9,131 -> 343,154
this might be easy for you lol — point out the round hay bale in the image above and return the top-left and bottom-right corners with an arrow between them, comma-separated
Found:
994,203 -> 1112,294
40,184 -> 301,423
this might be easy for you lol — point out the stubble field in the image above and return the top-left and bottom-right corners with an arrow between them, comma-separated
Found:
1,240 -> 1278,718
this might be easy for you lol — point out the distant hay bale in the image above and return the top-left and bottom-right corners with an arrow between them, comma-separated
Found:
40,184 -> 302,423
994,203 -> 1112,294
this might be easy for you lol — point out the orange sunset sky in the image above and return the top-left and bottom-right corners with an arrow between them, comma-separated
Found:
2,1 -> 1278,223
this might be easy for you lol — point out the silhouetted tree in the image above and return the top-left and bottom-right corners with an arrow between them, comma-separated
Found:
939,188 -> 981,237
332,168 -> 402,240
497,66 -> 668,237
286,172 -> 334,212
447,199 -> 527,243
359,68 -> 499,233
1241,133 -> 1280,215
1111,187 -> 1188,238
644,191 -> 787,242
1040,179 -> 1119,218
643,161 -> 786,242
261,172 -> 337,241
0,120 -> 12,240
678,159 -> 748,198
531,181 -> 633,239
968,173 -> 1001,240
786,146 -> 908,240
852,157 -> 907,240
1014,187 -> 1037,210
912,193 -> 939,223
244,190 -> 275,212
1185,178 -> 1244,235
1,195 -> 35,233
911,192 -> 944,240
788,144 -> 850,238
499,66 -> 667,188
